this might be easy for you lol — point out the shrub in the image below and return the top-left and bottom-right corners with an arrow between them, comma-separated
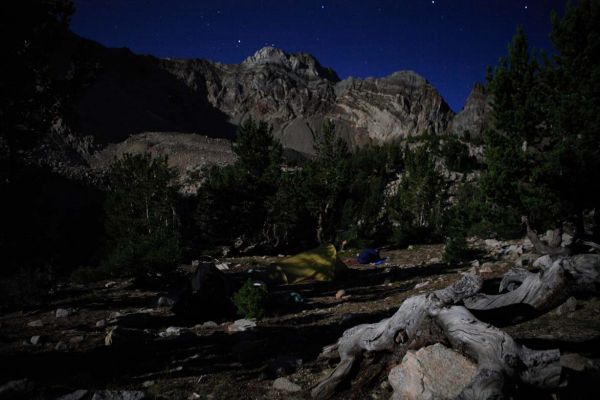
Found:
443,231 -> 470,264
232,279 -> 269,319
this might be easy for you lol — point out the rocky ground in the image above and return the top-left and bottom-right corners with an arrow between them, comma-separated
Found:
1,240 -> 599,399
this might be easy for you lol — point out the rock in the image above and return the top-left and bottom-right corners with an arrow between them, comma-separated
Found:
272,377 -> 302,392
227,319 -> 257,333
484,239 -> 501,248
96,319 -> 107,328
448,83 -> 491,140
108,311 -> 123,320
200,321 -> 219,329
561,353 -> 594,372
554,296 -> 577,316
479,262 -> 494,274
159,326 -> 184,337
105,326 -> 153,346
191,259 -> 200,267
516,253 -> 538,267
407,245 -> 414,250
30,335 -> 42,345
414,281 -> 430,290
157,296 -> 174,307
429,257 -> 441,264
470,260 -> 480,268
533,255 -> 553,269
561,233 -> 574,247
55,341 -> 68,351
27,319 -> 44,328
56,389 -> 89,400
142,381 -> 154,388
335,290 -> 346,299
104,281 -> 117,288
505,244 -> 524,256
0,379 -> 35,398
289,292 -> 304,303
91,390 -> 146,400
55,308 -> 72,318
388,343 -> 477,400
215,263 -> 230,271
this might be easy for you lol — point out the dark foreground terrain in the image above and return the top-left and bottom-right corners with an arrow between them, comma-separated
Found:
1,241 -> 599,399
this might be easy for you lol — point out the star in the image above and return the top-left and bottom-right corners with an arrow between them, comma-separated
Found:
431,1 -> 435,4
524,5 -> 528,9
321,5 -> 325,9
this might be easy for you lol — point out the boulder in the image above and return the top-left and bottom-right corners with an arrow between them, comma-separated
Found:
335,290 -> 346,299
30,335 -> 42,345
388,343 -> 477,400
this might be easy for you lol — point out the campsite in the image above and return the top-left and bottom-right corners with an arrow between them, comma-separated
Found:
2,0 -> 600,399
2,239 -> 600,399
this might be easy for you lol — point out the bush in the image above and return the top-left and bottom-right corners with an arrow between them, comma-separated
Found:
443,231 -> 470,264
232,279 -> 269,319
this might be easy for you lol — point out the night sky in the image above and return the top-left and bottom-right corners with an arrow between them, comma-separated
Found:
71,0 -> 567,112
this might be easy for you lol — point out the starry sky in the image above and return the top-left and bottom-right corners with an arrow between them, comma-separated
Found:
71,0 -> 567,112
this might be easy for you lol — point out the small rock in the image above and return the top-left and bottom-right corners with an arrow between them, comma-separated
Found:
407,245 -> 414,250
55,341 -> 68,351
289,292 -> 304,303
201,321 -> 219,329
55,308 -> 72,318
273,377 -> 302,392
30,335 -> 42,345
561,233 -> 574,247
56,389 -> 89,400
335,290 -> 346,299
484,239 -> 501,248
96,319 -> 107,328
157,296 -> 174,307
91,390 -> 146,400
191,259 -> 200,267
142,381 -> 154,388
429,257 -> 441,264
228,319 -> 257,333
159,326 -> 183,337
27,319 -> 44,328
533,255 -> 553,269
104,281 -> 117,288
414,281 -> 430,290
479,266 -> 493,274
215,263 -> 230,271
554,296 -> 577,316
188,393 -> 201,400
470,260 -> 480,268
108,311 -> 123,320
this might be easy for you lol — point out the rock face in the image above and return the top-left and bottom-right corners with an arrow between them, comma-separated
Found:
52,34 -> 458,160
388,343 -> 477,400
163,51 -> 454,154
448,83 -> 491,139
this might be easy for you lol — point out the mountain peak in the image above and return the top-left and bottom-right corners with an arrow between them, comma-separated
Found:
242,47 -> 340,82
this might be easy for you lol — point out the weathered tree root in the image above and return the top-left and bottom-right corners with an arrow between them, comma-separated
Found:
432,306 -> 561,399
311,252 -> 600,399
465,254 -> 600,317
311,274 -> 484,399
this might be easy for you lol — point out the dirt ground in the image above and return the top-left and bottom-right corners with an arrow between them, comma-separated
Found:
1,242 -> 599,399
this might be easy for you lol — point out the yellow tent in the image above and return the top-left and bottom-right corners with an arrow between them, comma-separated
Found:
267,244 -> 348,284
